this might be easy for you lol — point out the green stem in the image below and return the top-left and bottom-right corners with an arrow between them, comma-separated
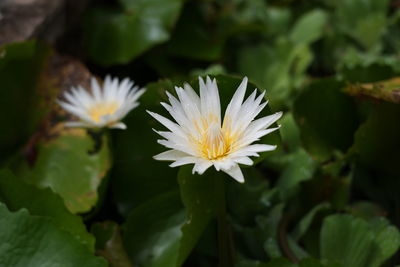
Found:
216,176 -> 235,267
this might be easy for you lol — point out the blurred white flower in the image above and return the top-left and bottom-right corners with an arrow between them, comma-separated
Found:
58,75 -> 145,129
148,76 -> 282,183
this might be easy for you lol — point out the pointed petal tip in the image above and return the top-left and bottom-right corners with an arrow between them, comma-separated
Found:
274,111 -> 284,121
223,164 -> 245,183
110,122 -> 127,130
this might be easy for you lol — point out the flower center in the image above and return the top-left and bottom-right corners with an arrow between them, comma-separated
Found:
199,122 -> 232,160
88,102 -> 119,123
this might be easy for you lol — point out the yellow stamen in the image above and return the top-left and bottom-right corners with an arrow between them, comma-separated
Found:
196,122 -> 235,160
88,102 -> 119,122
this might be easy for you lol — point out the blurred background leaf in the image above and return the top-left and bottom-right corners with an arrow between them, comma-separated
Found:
0,169 -> 95,251
18,129 -> 111,214
84,0 -> 184,65
0,203 -> 106,267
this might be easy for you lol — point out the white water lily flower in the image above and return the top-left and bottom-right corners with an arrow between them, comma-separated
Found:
148,76 -> 282,183
58,75 -> 145,129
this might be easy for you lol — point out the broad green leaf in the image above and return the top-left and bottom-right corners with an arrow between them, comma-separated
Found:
176,166 -> 223,266
293,78 -> 359,161
84,0 -> 183,65
350,201 -> 385,220
291,203 -> 330,242
320,214 -> 400,267
277,148 -> 316,200
265,258 -> 296,267
122,191 -> 185,267
236,257 -> 339,267
226,168 -> 269,226
91,221 -> 133,267
351,102 -> 400,176
111,79 -> 179,216
0,203 -> 106,267
279,113 -> 301,151
339,59 -> 397,83
0,41 -> 49,162
290,10 -> 328,45
256,204 -> 284,258
122,166 -> 226,267
18,128 -> 111,213
0,169 -> 94,251
336,46 -> 399,83
167,2 -> 225,61
344,77 -> 400,103
333,0 -> 390,49
238,40 -> 312,110
369,217 -> 400,266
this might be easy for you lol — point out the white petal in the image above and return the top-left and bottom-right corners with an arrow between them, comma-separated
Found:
213,159 -> 236,171
224,77 -> 248,123
183,83 -> 200,108
170,157 -> 197,167
154,150 -> 189,161
58,101 -> 93,122
222,164 -> 244,183
157,139 -> 196,156
91,77 -> 102,102
109,122 -> 127,129
192,160 -> 213,175
233,156 -> 253,166
147,111 -> 186,137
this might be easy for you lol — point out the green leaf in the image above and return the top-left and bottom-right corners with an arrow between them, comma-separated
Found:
226,168 -> 269,226
84,0 -> 184,65
91,221 -> 133,267
369,217 -> 400,267
333,0 -> 390,49
122,191 -> 185,267
277,148 -> 316,200
0,169 -> 94,251
122,166 -> 226,267
0,203 -> 106,267
320,214 -> 400,267
265,258 -> 296,267
166,2 -> 225,61
18,129 -> 111,213
351,102 -> 400,176
177,166 -> 223,265
293,78 -> 359,161
290,10 -> 328,45
111,79 -> 179,216
339,59 -> 397,83
279,113 -> 301,151
0,41 -> 49,162
238,40 -> 312,110
291,203 -> 330,242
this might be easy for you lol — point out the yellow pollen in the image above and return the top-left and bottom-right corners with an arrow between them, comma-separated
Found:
197,122 -> 234,160
88,102 -> 119,122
